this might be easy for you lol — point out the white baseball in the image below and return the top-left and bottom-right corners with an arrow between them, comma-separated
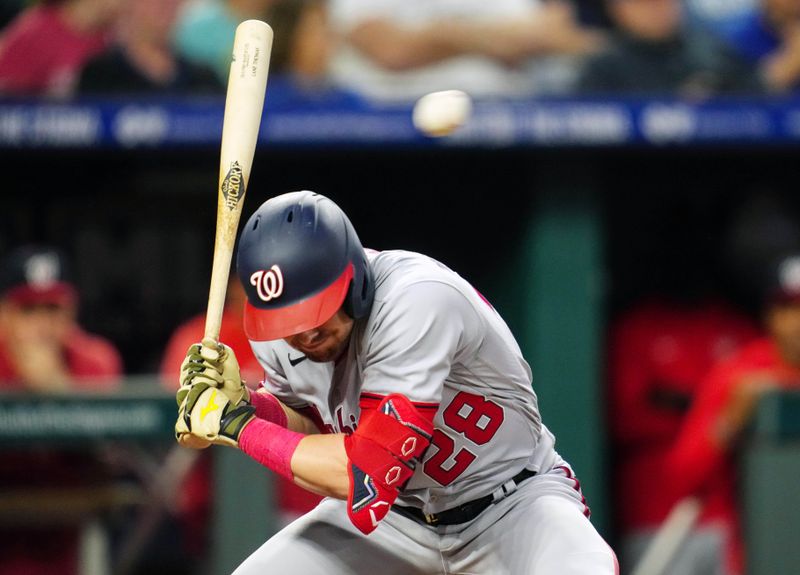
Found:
412,90 -> 472,137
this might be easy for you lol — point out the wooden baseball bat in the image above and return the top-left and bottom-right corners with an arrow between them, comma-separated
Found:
204,20 -> 273,342
631,496 -> 702,575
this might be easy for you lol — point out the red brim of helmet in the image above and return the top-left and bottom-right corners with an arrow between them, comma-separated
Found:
244,264 -> 354,341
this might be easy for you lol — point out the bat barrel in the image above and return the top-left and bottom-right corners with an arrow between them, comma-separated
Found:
204,20 -> 273,341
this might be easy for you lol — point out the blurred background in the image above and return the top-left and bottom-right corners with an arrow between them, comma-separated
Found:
2,0 -> 800,574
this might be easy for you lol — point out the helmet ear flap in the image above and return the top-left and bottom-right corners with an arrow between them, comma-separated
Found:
346,252 -> 375,319
343,269 -> 373,319
342,279 -> 355,318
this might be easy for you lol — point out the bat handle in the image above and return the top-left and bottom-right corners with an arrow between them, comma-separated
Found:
204,241 -> 235,343
630,496 -> 702,575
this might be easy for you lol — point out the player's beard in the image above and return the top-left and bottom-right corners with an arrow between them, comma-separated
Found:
285,309 -> 354,363
303,337 -> 349,363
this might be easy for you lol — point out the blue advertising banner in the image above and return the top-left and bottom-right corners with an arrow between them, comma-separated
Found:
1,96 -> 800,148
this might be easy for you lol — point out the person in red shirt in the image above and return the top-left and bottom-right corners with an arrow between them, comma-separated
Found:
0,0 -> 121,97
0,245 -> 122,575
0,245 -> 121,389
663,253 -> 800,575
608,297 -> 758,573
160,277 -> 322,553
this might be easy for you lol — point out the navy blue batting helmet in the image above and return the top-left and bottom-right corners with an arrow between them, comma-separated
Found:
237,191 -> 374,341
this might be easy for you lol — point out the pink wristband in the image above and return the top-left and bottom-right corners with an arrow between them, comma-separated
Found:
239,418 -> 304,481
250,391 -> 288,428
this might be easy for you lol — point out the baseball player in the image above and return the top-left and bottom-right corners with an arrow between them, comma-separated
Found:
175,191 -> 617,574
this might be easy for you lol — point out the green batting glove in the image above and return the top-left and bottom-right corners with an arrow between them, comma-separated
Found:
177,338 -> 250,408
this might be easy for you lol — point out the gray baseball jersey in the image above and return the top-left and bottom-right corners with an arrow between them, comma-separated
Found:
234,251 -> 619,575
251,249 -> 559,514
239,249 -> 617,575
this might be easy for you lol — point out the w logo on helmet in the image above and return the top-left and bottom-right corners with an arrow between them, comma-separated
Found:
250,265 -> 284,302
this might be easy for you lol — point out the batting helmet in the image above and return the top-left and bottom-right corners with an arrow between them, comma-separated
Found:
237,191 -> 374,341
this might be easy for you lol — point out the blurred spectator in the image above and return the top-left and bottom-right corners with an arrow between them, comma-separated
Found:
726,0 -> 800,92
608,298 -> 758,574
0,0 -> 121,97
577,0 -> 761,96
263,0 -> 363,108
78,0 -> 222,95
0,245 -> 122,390
663,253 -> 800,575
0,245 -> 122,575
327,0 -> 604,102
173,0 -> 273,83
160,276 -> 321,551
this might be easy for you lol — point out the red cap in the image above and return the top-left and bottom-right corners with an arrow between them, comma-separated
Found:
4,282 -> 76,307
244,264 -> 354,341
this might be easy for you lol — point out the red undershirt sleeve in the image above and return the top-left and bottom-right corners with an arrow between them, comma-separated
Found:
663,362 -> 737,499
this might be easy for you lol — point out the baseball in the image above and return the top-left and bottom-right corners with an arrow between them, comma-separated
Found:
412,90 -> 472,137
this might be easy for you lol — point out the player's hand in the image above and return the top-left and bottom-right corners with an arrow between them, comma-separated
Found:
177,337 -> 250,407
175,381 -> 255,449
